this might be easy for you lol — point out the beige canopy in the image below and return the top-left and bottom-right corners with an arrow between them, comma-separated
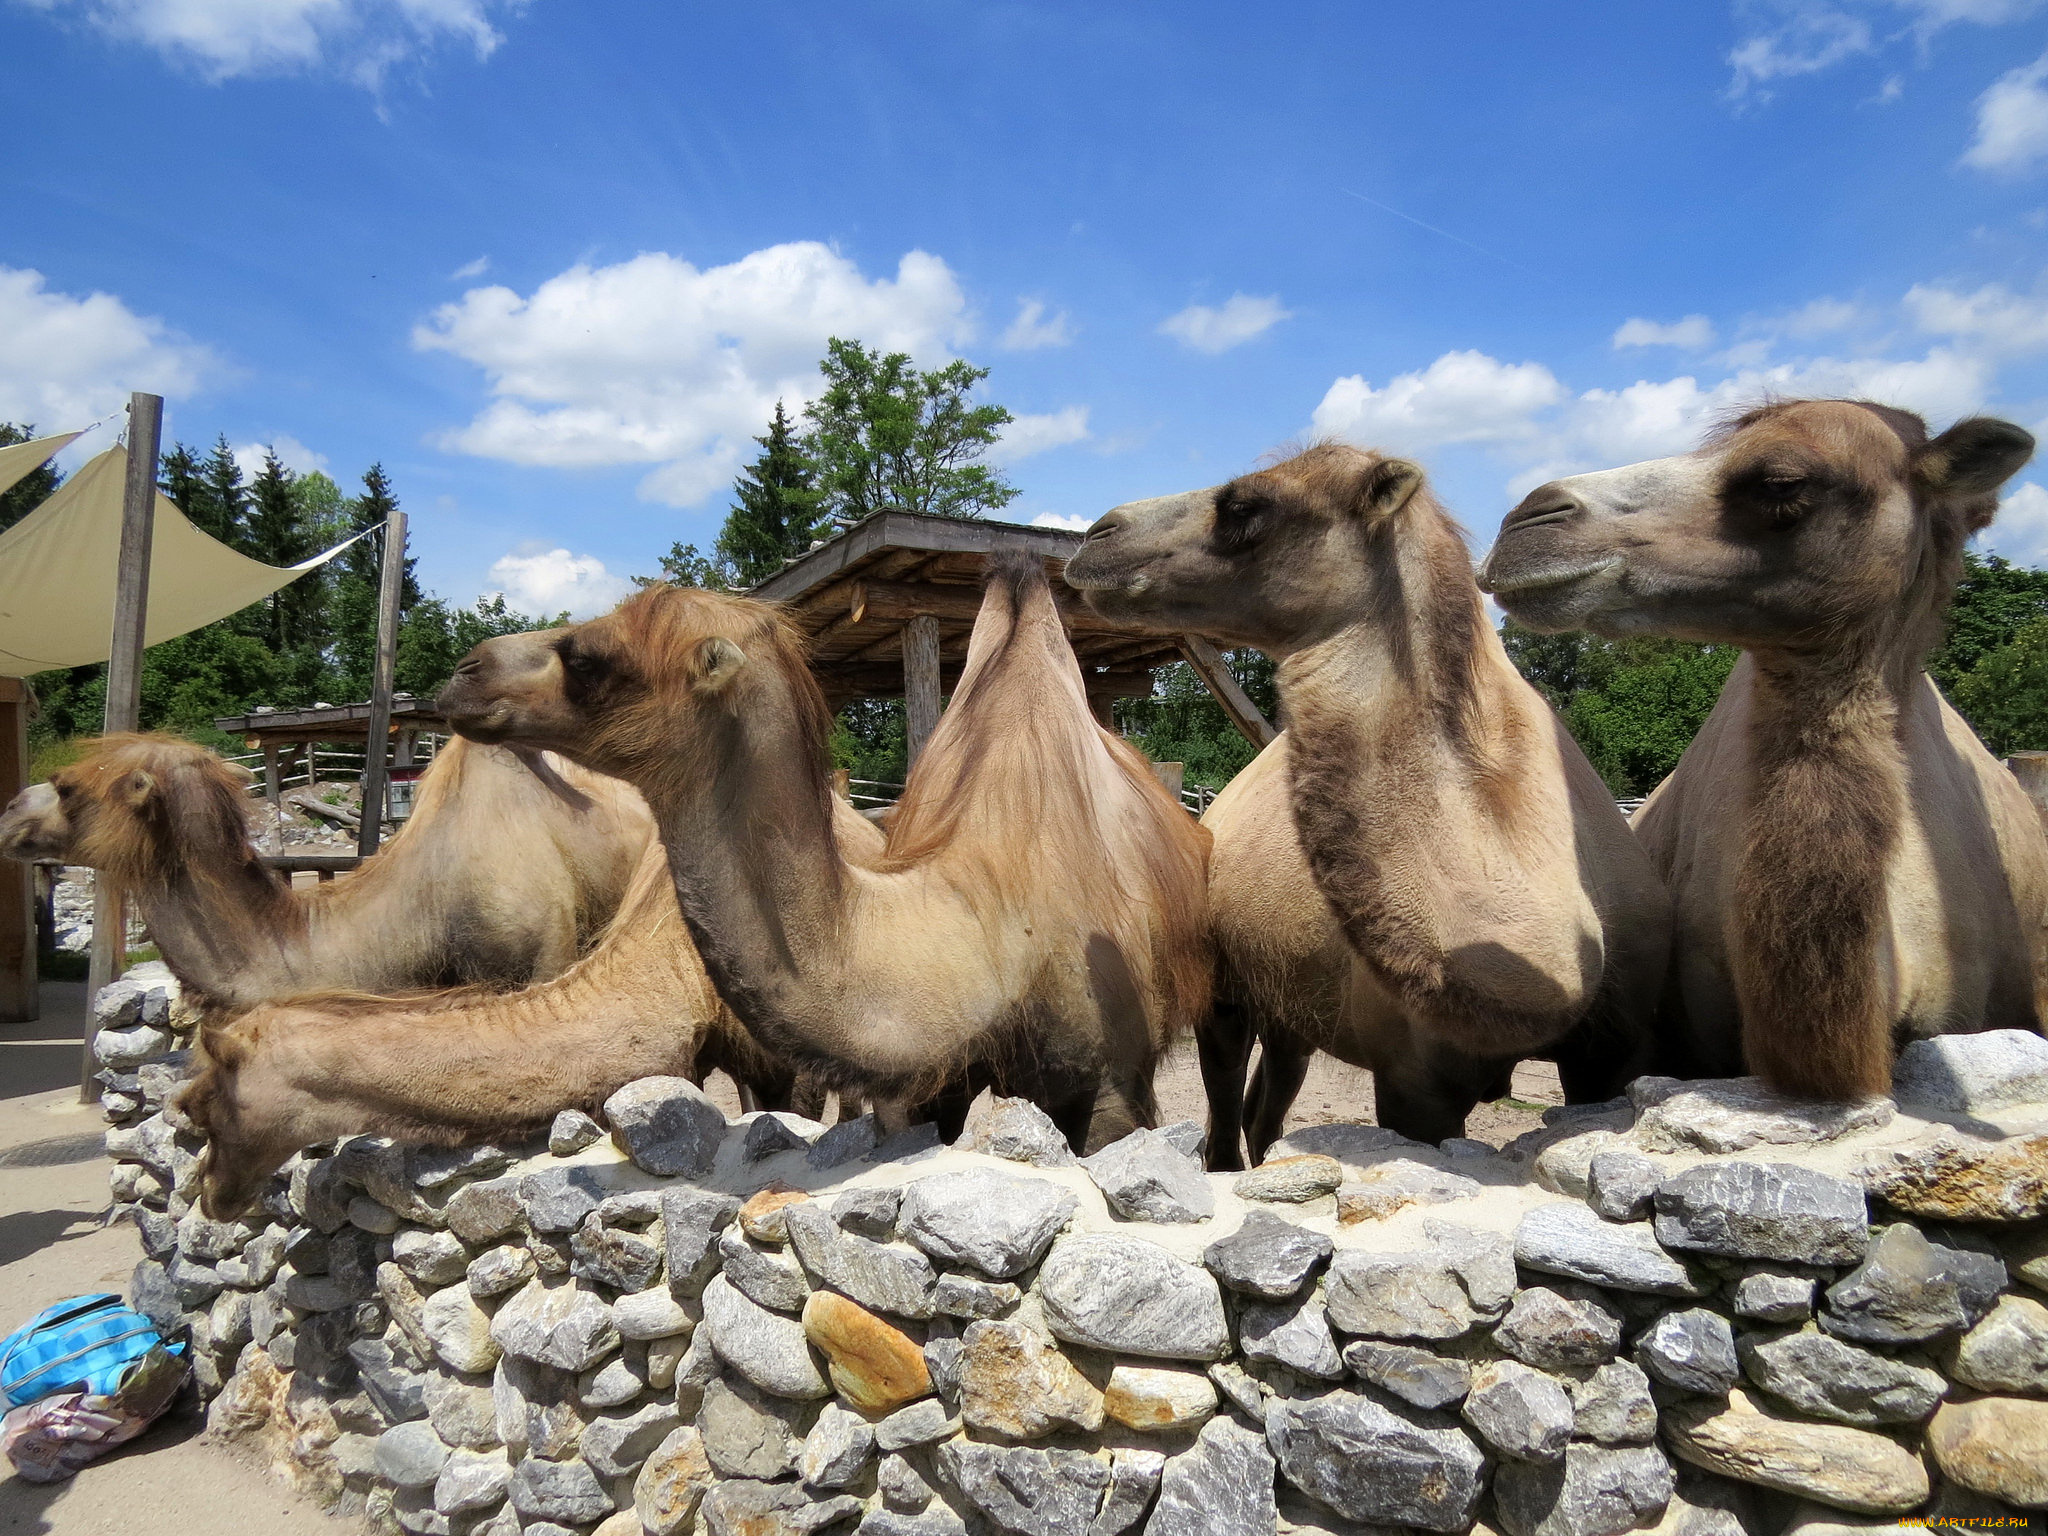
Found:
0,431 -> 78,500
0,445 -> 358,676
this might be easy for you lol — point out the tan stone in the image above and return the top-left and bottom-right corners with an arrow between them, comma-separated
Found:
2007,1223 -> 2048,1297
634,1424 -> 716,1536
1664,1389 -> 1929,1515
739,1182 -> 811,1243
1102,1363 -> 1218,1433
1926,1397 -> 2048,1509
592,1513 -> 643,1536
1860,1133 -> 2048,1224
1233,1154 -> 1344,1203
958,1318 -> 1105,1440
801,1290 -> 930,1414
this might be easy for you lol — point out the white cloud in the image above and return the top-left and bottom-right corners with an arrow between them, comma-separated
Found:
1964,52 -> 2048,172
1774,296 -> 1865,336
1726,6 -> 1872,102
1311,350 -> 1565,451
22,0 -> 515,84
232,433 -> 330,482
415,242 -> 973,507
1613,315 -> 1717,350
1983,480 -> 2048,565
1905,277 -> 2048,353
0,266 -> 210,430
992,406 -> 1090,465
1029,512 -> 1095,532
1002,299 -> 1074,350
1158,293 -> 1292,354
451,255 -> 490,280
486,545 -> 632,619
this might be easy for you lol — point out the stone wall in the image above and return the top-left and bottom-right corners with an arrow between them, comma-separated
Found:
99,972 -> 2048,1536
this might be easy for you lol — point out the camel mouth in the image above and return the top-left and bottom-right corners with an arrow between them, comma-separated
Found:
1477,556 -> 1621,598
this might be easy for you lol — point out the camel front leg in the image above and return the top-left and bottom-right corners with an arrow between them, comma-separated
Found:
1244,1023 -> 1311,1165
1196,996 -> 1255,1171
1370,1038 -> 1509,1146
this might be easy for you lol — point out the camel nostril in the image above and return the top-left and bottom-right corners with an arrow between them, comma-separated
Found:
1503,484 -> 1584,535
1083,513 -> 1125,543
454,656 -> 482,676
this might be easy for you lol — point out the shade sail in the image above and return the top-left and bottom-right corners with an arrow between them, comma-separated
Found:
0,445 -> 359,676
0,432 -> 78,500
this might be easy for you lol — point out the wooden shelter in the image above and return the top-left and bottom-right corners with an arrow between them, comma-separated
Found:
216,697 -> 440,850
750,509 -> 1275,764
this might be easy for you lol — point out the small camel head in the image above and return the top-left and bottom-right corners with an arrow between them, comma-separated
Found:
1479,399 -> 2035,648
0,734 -> 255,878
180,1034 -> 301,1220
1064,444 -> 1443,652
437,585 -> 806,780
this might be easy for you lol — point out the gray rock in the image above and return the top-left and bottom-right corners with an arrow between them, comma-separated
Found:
1038,1233 -> 1229,1361
1463,1360 -> 1575,1463
831,1186 -> 901,1240
613,1283 -> 696,1340
879,1451 -> 934,1511
808,1114 -> 880,1170
875,1397 -> 956,1451
701,1273 -> 830,1399
432,1447 -> 511,1516
1340,1339 -> 1472,1410
798,1401 -> 875,1488
519,1163 -> 636,1235
697,1375 -> 808,1480
937,1440 -> 1109,1536
410,1142 -> 517,1192
466,1244 -> 534,1300
784,1201 -> 938,1319
1233,1155 -> 1344,1203
1237,1289 -> 1343,1380
1203,1209 -> 1334,1301
579,1350 -> 648,1409
1081,1129 -> 1215,1224
1323,1248 -> 1478,1340
898,1168 -> 1078,1279
1636,1309 -> 1739,1395
1568,1360 -> 1658,1447
871,1121 -> 945,1166
421,1283 -> 501,1374
424,1375 -> 500,1450
490,1277 -> 618,1372
662,1187 -> 741,1299
1266,1388 -> 1487,1532
94,1023 -> 172,1070
1629,1077 -> 1893,1155
1516,1202 -> 1709,1297
923,1334 -> 962,1400
1731,1269 -> 1818,1325
934,1272 -> 1020,1320
1334,1159 -> 1482,1222
603,1075 -> 726,1177
444,1175 -> 525,1246
375,1420 -> 453,1489
1085,1448 -> 1163,1536
860,1511 -> 969,1536
744,1110 -> 826,1161
1739,1328 -> 1949,1427
1494,1443 -> 1676,1536
493,1354 -> 584,1458
507,1456 -> 612,1526
721,1225 -> 813,1313
349,1335 -> 429,1422
1586,1150 -> 1661,1222
1144,1417 -> 1274,1535
1821,1222 -> 2005,1344
572,1210 -> 664,1292
1948,1292 -> 2048,1394
1156,1121 -> 1206,1160
699,1480 -> 864,1535
1208,1360 -> 1269,1421
393,1227 -> 469,1288
129,1259 -> 182,1337
582,1399 -> 682,1478
964,1094 -> 1078,1167
549,1109 -> 605,1156
1891,1028 -> 2048,1114
1494,1284 -> 1624,1369
1654,1162 -> 1869,1266
1271,1122 -> 1423,1164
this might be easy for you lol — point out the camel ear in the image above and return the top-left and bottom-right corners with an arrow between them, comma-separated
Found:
116,769 -> 157,809
223,761 -> 257,788
1915,417 -> 2035,505
1356,457 -> 1426,520
690,636 -> 748,696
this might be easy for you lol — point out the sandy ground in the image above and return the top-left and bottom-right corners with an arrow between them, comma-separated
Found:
0,979 -> 1563,1532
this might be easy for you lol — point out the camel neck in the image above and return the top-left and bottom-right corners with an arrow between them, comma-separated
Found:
130,852 -> 303,1007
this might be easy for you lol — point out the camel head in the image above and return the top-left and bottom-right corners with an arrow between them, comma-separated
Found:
1064,443 -> 1452,653
1479,399 -> 2035,651
180,1027 -> 304,1219
437,585 -> 825,781
0,734 -> 257,883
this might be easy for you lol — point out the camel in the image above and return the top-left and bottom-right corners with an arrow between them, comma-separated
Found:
0,732 -> 653,1014
1479,399 -> 2048,1098
1065,445 -> 1670,1156
432,556 -> 1213,1150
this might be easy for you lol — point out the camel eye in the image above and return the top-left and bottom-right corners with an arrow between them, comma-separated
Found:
562,649 -> 603,677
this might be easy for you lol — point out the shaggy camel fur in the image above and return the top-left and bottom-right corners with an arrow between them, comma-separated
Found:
185,805 -> 885,1217
1480,399 -> 2048,1098
0,732 -> 652,1014
435,556 -> 1212,1149
1067,445 -> 1670,1154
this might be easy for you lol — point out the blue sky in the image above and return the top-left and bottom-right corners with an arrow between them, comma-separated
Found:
7,1 -> 2048,616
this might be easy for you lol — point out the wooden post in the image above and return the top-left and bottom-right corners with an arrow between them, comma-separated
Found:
903,614 -> 942,769
85,391 -> 163,1095
262,742 -> 283,851
357,510 -> 408,858
0,677 -> 34,1023
1179,635 -> 1277,748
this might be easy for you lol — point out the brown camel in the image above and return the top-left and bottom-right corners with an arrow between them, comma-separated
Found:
434,555 -> 1213,1149
185,809 -> 883,1217
1066,445 -> 1671,1155
1479,399 -> 2048,1098
0,732 -> 653,1013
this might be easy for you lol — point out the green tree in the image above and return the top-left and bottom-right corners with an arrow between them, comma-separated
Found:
1930,551 -> 2048,690
714,401 -> 831,585
194,435 -> 249,548
395,594 -> 566,698
1952,615 -> 2048,756
803,338 -> 1018,524
0,422 -> 62,534
1115,650 -> 1278,790
327,465 -> 419,700
637,542 -> 733,592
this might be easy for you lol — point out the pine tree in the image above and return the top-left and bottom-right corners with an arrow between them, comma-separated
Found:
158,443 -> 205,525
329,464 -> 419,699
712,402 -> 830,586
196,436 -> 248,548
243,449 -> 311,651
0,422 -> 62,535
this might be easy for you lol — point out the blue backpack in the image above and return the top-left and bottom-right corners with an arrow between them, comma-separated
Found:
0,1294 -> 182,1408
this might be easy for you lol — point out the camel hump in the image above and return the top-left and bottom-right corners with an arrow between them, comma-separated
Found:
983,546 -> 1052,604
